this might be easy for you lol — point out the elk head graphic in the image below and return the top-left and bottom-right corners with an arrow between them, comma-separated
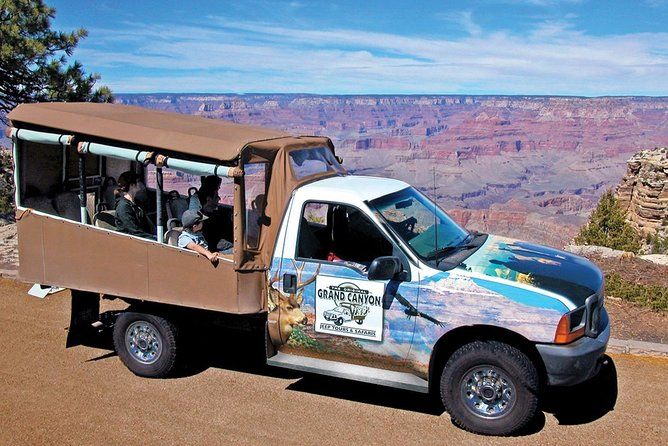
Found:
267,260 -> 320,345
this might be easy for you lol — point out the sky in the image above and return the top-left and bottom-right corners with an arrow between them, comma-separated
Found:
48,0 -> 668,96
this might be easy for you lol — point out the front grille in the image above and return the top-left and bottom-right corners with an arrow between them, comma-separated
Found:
585,293 -> 604,337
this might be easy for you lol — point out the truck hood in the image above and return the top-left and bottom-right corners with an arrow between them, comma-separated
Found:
459,235 -> 603,308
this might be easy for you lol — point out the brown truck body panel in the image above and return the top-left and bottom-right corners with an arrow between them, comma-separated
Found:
17,210 -> 258,312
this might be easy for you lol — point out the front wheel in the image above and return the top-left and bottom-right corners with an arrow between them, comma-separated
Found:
439,340 -> 539,436
113,311 -> 178,378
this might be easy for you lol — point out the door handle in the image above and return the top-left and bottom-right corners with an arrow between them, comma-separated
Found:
283,273 -> 297,293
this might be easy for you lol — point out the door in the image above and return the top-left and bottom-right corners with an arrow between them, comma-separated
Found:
268,200 -> 421,373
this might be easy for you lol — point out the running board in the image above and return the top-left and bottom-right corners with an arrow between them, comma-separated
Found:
267,351 -> 429,393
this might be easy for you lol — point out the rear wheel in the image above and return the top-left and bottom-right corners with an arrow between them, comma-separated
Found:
439,340 -> 539,436
113,311 -> 178,378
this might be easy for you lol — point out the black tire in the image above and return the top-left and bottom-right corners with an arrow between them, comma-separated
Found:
355,319 -> 363,325
439,340 -> 539,436
113,311 -> 178,378
335,317 -> 344,326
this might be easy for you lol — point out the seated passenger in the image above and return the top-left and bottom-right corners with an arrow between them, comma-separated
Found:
197,185 -> 234,251
246,193 -> 268,246
178,210 -> 227,263
188,175 -> 222,212
114,171 -> 155,240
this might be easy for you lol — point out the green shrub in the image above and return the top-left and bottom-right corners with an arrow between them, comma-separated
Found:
605,273 -> 668,311
0,150 -> 14,215
575,190 -> 641,253
646,232 -> 668,255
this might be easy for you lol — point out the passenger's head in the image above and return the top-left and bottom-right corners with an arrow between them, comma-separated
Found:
182,209 -> 208,232
201,175 -> 222,192
251,194 -> 265,211
117,171 -> 144,198
198,176 -> 222,212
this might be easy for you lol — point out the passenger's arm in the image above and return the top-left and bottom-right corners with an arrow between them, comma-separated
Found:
185,242 -> 219,264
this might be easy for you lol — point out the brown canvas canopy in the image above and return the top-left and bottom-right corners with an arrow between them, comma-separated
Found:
9,102 -> 341,274
8,102 -> 291,162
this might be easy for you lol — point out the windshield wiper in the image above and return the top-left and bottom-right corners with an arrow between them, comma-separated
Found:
426,232 -> 480,259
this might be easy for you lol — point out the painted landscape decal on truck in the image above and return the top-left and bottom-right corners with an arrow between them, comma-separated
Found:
315,276 -> 385,341
269,256 -> 566,378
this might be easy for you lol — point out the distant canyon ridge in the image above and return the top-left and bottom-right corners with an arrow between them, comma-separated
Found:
116,94 -> 668,247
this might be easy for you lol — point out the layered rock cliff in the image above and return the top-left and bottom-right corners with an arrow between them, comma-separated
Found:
616,147 -> 668,238
115,94 -> 668,247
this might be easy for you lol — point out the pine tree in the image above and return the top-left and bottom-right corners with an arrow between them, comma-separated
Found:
0,0 -> 113,121
575,190 -> 641,253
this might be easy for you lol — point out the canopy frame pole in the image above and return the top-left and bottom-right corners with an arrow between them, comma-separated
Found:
77,141 -> 153,165
156,166 -> 164,243
154,154 -> 242,179
5,127 -> 73,146
12,138 -> 21,208
78,153 -> 87,224
233,175 -> 245,268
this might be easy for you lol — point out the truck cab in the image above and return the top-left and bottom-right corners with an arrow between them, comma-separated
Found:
7,102 -> 609,436
268,174 -> 610,434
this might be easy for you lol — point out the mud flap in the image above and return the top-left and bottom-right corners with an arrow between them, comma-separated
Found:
265,321 -> 276,359
66,290 -> 100,348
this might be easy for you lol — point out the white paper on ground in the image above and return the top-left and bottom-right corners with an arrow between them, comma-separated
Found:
28,283 -> 65,299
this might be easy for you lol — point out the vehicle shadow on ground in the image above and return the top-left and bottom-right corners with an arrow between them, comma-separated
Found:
540,355 -> 618,425
79,329 -> 618,430
286,375 -> 444,415
179,338 -> 619,427
82,327 -> 444,415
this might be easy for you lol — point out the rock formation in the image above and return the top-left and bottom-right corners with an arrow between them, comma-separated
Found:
616,147 -> 668,237
112,94 -> 668,246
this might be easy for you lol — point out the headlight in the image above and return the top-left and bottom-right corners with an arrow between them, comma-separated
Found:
554,306 -> 586,344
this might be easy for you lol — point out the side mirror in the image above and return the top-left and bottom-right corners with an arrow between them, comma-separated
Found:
368,256 -> 403,281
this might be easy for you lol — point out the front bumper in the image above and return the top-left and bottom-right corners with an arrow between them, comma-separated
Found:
536,308 -> 610,386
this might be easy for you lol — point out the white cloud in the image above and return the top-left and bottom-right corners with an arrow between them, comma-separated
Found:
80,16 -> 668,95
437,10 -> 482,36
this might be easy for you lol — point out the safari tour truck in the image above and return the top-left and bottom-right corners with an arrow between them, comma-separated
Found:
7,103 -> 610,436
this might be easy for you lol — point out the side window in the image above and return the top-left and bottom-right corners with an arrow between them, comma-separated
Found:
19,141 -> 100,222
65,144 -> 101,182
297,202 -> 393,268
145,167 -> 199,196
245,163 -> 267,250
303,202 -> 328,226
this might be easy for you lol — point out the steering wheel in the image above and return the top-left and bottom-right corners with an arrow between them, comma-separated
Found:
392,216 -> 417,237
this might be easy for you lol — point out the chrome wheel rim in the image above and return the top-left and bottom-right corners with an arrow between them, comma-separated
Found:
125,321 -> 162,365
460,365 -> 516,419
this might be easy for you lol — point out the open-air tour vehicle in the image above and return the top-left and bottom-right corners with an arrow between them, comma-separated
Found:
7,102 -> 610,436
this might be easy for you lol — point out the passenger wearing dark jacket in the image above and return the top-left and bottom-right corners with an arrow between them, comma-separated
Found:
114,171 -> 155,240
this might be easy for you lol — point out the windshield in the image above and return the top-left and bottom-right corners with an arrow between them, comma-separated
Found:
289,146 -> 346,179
368,187 -> 469,260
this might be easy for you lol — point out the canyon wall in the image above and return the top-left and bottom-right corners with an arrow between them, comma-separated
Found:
117,94 -> 668,247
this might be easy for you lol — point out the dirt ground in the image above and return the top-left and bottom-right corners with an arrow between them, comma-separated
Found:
588,254 -> 668,288
605,297 -> 668,343
584,254 -> 668,343
0,278 -> 666,445
0,221 -> 17,273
